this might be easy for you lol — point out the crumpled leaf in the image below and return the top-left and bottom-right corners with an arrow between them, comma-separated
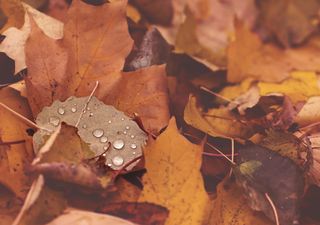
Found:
0,87 -> 34,198
235,143 -> 305,225
208,180 -> 272,225
256,0 -> 320,47
227,21 -> 320,83
100,202 -> 169,225
184,95 -> 255,139
12,175 -> 67,225
25,0 -> 170,134
45,208 -> 135,225
139,118 -> 210,225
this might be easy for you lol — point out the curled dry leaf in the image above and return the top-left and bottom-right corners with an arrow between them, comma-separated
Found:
45,208 -> 135,225
184,95 -> 255,139
139,118 -> 210,225
25,0 -> 170,134
0,87 -> 34,198
208,180 -> 273,225
227,21 -> 320,83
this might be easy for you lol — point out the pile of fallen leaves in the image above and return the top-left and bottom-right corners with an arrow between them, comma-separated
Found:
1,0 -> 320,224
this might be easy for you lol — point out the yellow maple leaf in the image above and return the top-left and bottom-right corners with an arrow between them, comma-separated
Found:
139,118 -> 209,225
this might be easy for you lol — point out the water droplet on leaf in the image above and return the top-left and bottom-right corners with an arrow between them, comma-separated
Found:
113,139 -> 125,150
130,143 -> 137,149
112,156 -> 124,166
100,136 -> 108,143
57,108 -> 65,115
92,129 -> 104,138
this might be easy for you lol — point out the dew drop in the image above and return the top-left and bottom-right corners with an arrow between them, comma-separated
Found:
89,113 -> 94,117
125,126 -> 130,130
107,163 -> 112,167
123,131 -> 127,135
121,118 -> 125,121
130,135 -> 135,139
112,156 -> 124,166
108,120 -> 112,124
82,124 -> 87,129
92,129 -> 104,138
133,151 -> 136,155
102,153 -> 106,157
103,145 -> 108,150
71,107 -> 77,113
57,108 -> 65,115
87,107 -> 90,110
100,136 -> 108,143
49,117 -> 60,126
130,143 -> 137,149
113,139 -> 125,150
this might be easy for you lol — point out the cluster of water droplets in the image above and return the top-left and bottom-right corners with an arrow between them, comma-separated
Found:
34,96 -> 147,171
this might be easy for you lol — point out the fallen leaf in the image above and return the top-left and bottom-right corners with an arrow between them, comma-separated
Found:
25,0 -> 170,134
184,95 -> 255,139
0,87 -> 34,198
45,208 -> 135,225
235,143 -> 305,225
208,180 -> 272,225
221,71 -> 320,104
0,3 -> 63,82
227,21 -> 320,83
0,0 -> 24,32
258,71 -> 320,103
139,118 -> 210,225
0,186 -> 21,225
256,0 -> 320,47
259,130 -> 308,166
12,175 -> 67,225
295,96 -> 320,126
100,202 -> 169,225
31,124 -> 114,189
124,27 -> 171,72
